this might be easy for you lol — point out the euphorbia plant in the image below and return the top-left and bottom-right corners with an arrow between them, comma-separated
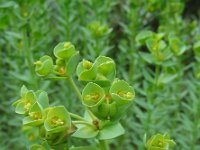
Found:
12,42 -> 175,149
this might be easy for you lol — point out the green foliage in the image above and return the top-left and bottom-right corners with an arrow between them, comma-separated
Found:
12,42 -> 135,149
1,0 -> 200,149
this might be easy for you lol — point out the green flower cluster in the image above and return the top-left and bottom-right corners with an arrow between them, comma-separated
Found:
13,41 -> 168,149
88,21 -> 110,38
136,30 -> 187,65
72,56 -> 135,140
82,79 -> 134,121
12,86 -> 74,145
146,133 -> 176,150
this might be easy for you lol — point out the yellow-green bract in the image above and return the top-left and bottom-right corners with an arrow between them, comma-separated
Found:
44,106 -> 71,134
76,56 -> 116,87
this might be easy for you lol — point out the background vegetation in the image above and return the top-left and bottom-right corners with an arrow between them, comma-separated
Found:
1,0 -> 200,149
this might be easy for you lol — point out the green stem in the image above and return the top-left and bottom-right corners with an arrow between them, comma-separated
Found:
99,140 -> 109,150
69,112 -> 86,121
72,121 -> 93,127
67,77 -> 82,101
87,109 -> 98,120
23,31 -> 38,90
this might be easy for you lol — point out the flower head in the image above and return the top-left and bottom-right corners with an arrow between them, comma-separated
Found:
44,106 -> 71,133
146,133 -> 176,150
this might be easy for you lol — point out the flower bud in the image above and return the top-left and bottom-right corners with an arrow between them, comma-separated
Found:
76,59 -> 96,80
83,59 -> 93,70
82,82 -> 105,107
54,42 -> 76,59
35,55 -> 53,76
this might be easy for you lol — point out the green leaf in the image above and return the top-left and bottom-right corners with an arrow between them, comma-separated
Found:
193,41 -> 200,52
139,52 -> 154,64
66,51 -> 80,76
136,30 -> 153,45
30,144 -> 46,150
98,122 -> 125,140
70,146 -> 99,150
23,115 -> 43,126
25,91 -> 36,102
0,1 -> 17,8
158,73 -> 178,84
193,41 -> 200,59
72,125 -> 98,139
37,91 -> 49,109
20,85 -> 28,97
15,101 -> 26,114
142,69 -> 154,83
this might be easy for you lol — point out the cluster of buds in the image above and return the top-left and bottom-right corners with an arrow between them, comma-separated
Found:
34,42 -> 79,79
77,56 -> 116,86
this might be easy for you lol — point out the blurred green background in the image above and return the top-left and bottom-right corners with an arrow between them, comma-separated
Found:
1,0 -> 200,149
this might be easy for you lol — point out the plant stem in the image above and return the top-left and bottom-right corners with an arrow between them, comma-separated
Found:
87,109 -> 98,120
99,140 -> 109,150
67,77 -> 82,101
69,112 -> 86,121
23,30 -> 38,90
72,121 -> 93,127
